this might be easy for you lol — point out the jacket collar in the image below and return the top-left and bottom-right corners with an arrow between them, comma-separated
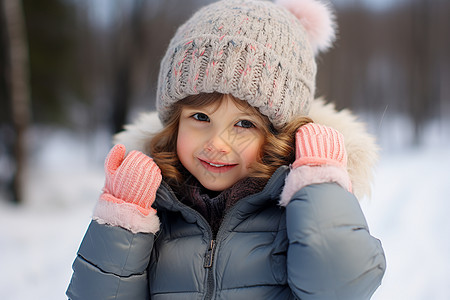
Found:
155,166 -> 289,215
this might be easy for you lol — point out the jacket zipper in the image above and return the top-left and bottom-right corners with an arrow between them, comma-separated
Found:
158,174 -> 288,299
203,200 -> 249,299
158,182 -> 217,299
202,194 -> 262,300
204,239 -> 216,268
204,239 -> 216,299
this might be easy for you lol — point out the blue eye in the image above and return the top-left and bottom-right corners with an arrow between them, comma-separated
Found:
192,113 -> 210,122
235,120 -> 255,129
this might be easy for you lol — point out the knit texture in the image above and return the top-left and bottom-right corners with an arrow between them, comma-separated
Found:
100,144 -> 162,215
292,122 -> 347,168
157,0 -> 323,129
280,123 -> 352,205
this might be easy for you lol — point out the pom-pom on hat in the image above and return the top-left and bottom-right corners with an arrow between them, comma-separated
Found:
157,0 -> 336,129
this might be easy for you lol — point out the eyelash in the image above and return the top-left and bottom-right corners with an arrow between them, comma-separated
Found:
235,120 -> 255,129
191,113 -> 256,129
192,112 -> 209,122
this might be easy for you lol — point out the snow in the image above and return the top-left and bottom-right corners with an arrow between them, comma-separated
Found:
361,146 -> 450,299
0,128 -> 107,299
1,122 -> 450,299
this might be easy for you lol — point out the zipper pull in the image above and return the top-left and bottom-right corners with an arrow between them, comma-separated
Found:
204,240 -> 216,268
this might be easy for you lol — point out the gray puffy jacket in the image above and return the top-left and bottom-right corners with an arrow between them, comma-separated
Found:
66,166 -> 385,300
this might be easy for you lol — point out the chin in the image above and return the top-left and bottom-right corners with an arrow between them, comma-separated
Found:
200,179 -> 235,192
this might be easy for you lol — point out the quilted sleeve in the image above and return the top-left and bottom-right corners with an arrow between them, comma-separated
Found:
285,183 -> 386,300
66,220 -> 155,300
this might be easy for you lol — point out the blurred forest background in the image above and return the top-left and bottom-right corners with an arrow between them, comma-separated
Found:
1,0 -> 449,204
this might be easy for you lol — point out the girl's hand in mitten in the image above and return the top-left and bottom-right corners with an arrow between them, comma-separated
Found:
280,123 -> 352,206
292,123 -> 347,169
100,144 -> 162,215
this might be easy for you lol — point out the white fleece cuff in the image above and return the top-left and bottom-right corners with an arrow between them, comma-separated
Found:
279,165 -> 352,207
93,198 -> 160,234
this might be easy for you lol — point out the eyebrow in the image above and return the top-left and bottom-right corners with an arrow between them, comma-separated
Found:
235,111 -> 256,117
238,109 -> 266,121
182,106 -> 216,115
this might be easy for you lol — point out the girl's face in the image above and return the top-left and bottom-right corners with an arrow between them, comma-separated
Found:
177,94 -> 265,191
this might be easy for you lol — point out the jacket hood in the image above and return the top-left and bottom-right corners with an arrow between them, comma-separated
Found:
114,99 -> 378,200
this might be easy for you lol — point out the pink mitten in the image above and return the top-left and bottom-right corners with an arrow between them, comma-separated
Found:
293,123 -> 347,169
280,123 -> 352,206
100,144 -> 162,215
94,144 -> 162,233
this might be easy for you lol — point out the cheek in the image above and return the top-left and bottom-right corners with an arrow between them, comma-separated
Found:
177,125 -> 203,167
240,137 -> 264,166
177,128 -> 191,160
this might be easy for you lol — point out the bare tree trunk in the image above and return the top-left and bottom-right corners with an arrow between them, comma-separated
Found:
410,0 -> 432,146
2,0 -> 31,203
109,3 -> 133,135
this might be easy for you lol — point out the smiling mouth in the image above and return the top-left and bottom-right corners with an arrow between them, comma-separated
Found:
198,158 -> 237,172
208,162 -> 227,167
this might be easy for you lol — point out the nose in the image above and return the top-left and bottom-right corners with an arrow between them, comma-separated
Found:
204,130 -> 232,155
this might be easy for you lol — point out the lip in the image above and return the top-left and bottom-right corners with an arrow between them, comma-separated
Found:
197,158 -> 237,173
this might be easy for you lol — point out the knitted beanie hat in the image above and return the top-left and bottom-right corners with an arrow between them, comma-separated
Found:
157,0 -> 336,129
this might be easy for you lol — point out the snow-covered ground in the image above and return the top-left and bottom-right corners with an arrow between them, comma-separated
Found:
361,146 -> 450,299
1,119 -> 449,299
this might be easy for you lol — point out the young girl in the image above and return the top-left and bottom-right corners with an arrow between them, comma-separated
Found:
67,0 -> 385,299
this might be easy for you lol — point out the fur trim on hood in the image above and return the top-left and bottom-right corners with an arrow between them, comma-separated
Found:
114,99 -> 378,201
308,99 -> 379,200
